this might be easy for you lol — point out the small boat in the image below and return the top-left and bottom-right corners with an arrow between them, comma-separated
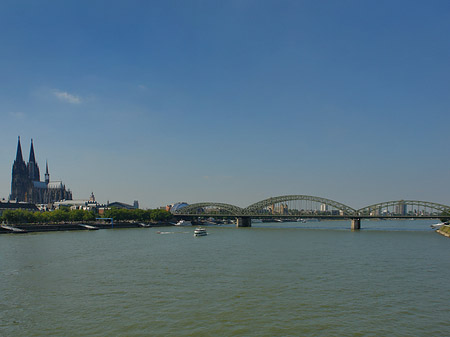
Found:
194,227 -> 207,236
175,220 -> 192,226
431,222 -> 448,229
1,224 -> 27,233
79,224 -> 99,230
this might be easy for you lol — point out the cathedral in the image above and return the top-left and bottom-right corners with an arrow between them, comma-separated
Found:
10,137 -> 72,204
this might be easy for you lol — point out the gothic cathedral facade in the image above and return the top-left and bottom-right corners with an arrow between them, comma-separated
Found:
10,137 -> 72,204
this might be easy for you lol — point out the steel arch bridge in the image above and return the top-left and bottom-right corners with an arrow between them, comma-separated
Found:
357,200 -> 450,216
173,202 -> 244,216
244,195 -> 356,216
173,195 -> 450,219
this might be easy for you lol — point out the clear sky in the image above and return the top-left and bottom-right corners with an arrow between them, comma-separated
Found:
1,0 -> 449,209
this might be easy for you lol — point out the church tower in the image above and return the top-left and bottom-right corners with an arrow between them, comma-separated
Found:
27,139 -> 40,182
10,136 -> 31,201
45,161 -> 50,184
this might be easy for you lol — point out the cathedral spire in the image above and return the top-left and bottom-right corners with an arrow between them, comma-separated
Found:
11,136 -> 28,202
15,136 -> 24,163
27,138 -> 40,181
29,138 -> 36,163
45,160 -> 50,184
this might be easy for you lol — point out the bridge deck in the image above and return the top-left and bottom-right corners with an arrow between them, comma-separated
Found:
175,214 -> 445,219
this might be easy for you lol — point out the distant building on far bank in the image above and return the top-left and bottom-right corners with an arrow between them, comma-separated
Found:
52,192 -> 99,211
167,202 -> 189,213
97,200 -> 139,215
0,200 -> 38,217
106,201 -> 138,209
10,137 -> 72,204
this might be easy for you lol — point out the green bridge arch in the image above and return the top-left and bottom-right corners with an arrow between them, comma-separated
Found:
244,195 -> 356,216
172,196 -> 450,218
357,200 -> 450,216
173,202 -> 244,216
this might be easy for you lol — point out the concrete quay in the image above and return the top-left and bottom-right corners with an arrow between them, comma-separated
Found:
0,221 -> 173,234
437,225 -> 450,238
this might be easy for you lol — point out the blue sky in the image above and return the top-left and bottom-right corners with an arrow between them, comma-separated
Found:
1,0 -> 449,209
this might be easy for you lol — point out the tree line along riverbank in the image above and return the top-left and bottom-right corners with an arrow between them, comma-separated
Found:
1,207 -> 173,224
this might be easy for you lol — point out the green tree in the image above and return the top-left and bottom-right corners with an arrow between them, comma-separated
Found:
83,211 -> 96,222
50,209 -> 70,222
70,209 -> 85,222
150,209 -> 172,221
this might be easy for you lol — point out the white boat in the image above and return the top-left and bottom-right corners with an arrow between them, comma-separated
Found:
175,220 -> 192,226
79,224 -> 99,230
194,227 -> 207,236
431,222 -> 448,229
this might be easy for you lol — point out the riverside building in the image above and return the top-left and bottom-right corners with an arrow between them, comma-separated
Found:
10,137 -> 72,204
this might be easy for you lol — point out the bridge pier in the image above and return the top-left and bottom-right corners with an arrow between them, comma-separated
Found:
351,218 -> 361,230
236,217 -> 252,227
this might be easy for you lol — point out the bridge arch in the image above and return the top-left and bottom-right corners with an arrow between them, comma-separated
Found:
357,200 -> 450,216
173,202 -> 244,216
244,195 -> 356,216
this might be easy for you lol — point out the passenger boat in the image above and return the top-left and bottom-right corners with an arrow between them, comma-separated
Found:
194,227 -> 207,236
175,220 -> 192,226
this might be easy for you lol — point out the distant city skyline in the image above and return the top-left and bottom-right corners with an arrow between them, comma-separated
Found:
1,1 -> 449,209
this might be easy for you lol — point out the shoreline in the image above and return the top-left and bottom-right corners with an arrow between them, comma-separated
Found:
437,225 -> 450,238
0,221 -> 174,234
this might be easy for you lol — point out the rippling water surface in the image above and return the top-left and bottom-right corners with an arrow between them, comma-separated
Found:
1,220 -> 450,336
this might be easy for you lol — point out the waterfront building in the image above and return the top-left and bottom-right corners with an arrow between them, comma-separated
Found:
168,202 -> 189,213
0,200 -> 38,217
53,193 -> 99,211
395,200 -> 407,215
269,203 -> 289,215
106,201 -> 138,209
97,200 -> 139,215
10,137 -> 72,204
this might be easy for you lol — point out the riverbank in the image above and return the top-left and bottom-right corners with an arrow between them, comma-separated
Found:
0,221 -> 174,234
437,225 -> 450,238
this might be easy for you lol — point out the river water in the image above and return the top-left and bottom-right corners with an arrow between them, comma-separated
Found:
1,220 -> 450,336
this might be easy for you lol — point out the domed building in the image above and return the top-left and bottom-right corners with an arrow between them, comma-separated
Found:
169,202 -> 189,214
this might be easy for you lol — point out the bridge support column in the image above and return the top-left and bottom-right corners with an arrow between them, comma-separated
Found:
236,217 -> 252,227
351,218 -> 361,230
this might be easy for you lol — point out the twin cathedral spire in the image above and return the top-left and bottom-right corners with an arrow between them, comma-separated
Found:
10,137 -> 71,203
13,137 -> 48,184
